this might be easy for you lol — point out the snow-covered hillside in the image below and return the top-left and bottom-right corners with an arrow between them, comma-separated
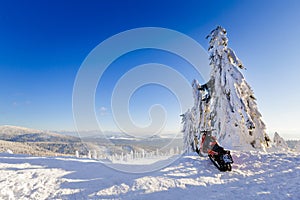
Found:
0,151 -> 299,199
0,140 -> 61,156
0,125 -> 44,134
0,125 -> 89,156
0,125 -> 80,142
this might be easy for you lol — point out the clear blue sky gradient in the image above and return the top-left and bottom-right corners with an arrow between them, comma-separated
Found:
1,0 -> 300,139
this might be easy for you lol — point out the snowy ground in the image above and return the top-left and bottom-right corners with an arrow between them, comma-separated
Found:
0,151 -> 299,199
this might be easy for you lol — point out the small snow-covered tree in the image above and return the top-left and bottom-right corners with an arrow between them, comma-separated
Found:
141,149 -> 145,158
176,146 -> 180,154
92,150 -> 98,159
87,150 -> 92,159
273,132 -> 288,150
181,109 -> 195,153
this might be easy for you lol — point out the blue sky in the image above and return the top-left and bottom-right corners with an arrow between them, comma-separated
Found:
1,0 -> 300,139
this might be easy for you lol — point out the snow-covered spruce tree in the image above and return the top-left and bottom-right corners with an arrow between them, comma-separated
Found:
181,109 -> 195,153
181,79 -> 210,153
207,26 -> 270,149
182,26 -> 270,152
273,132 -> 288,150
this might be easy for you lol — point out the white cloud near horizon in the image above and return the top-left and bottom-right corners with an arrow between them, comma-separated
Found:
99,106 -> 108,116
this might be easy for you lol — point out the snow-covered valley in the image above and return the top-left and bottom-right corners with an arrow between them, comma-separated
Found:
0,150 -> 299,199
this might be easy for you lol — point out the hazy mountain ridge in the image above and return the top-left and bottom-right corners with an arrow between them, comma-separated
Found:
0,125 -> 184,159
0,125 -> 80,142
0,125 -> 87,156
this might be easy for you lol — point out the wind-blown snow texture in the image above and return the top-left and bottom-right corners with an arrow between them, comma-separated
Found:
182,26 -> 270,152
0,151 -> 299,199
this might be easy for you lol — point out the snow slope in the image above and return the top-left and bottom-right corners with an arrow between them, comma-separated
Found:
0,151 -> 299,199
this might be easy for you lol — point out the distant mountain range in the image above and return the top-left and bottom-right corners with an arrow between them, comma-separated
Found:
0,125 -> 184,158
0,125 -> 87,156
54,129 -> 135,139
55,129 -> 183,140
0,125 -> 81,142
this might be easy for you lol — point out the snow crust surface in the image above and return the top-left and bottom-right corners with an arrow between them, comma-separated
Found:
0,151 -> 299,199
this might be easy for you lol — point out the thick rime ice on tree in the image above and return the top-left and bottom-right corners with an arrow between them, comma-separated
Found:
273,132 -> 288,150
182,26 -> 271,152
181,110 -> 195,153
